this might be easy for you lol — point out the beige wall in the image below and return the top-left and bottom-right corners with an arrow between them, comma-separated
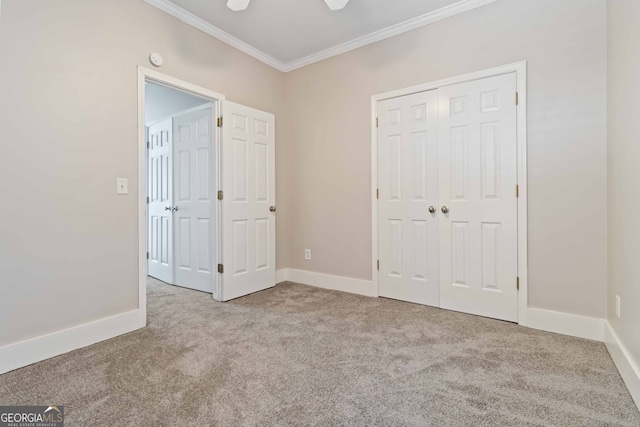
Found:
607,0 -> 640,368
0,0 -> 286,346
282,0 -> 608,317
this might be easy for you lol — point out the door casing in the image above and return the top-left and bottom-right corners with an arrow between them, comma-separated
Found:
138,67 -> 226,325
370,61 -> 528,324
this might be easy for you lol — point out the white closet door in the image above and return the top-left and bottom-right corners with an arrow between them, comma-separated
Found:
148,118 -> 173,284
378,91 -> 440,306
438,73 -> 518,322
173,107 -> 215,293
221,101 -> 275,301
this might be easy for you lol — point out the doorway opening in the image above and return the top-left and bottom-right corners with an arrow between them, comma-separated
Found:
145,81 -> 216,294
137,67 -> 278,325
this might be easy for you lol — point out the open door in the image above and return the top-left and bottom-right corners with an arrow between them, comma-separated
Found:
220,101 -> 276,301
173,106 -> 215,294
148,118 -> 173,284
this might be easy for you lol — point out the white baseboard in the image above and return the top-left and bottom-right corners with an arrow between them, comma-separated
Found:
276,268 -> 376,297
605,322 -> 640,410
276,268 -> 288,284
521,308 -> 604,341
0,309 -> 145,375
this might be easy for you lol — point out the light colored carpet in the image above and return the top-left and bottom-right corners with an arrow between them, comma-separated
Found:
1,278 -> 638,426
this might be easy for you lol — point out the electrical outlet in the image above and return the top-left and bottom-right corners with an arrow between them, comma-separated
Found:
616,295 -> 621,318
304,249 -> 311,261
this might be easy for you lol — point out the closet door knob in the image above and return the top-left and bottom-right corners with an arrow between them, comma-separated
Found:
164,206 -> 172,211
428,206 -> 436,214
441,206 -> 449,214
270,206 -> 277,212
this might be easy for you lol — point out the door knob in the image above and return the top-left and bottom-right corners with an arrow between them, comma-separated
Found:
172,206 -> 178,212
428,206 -> 436,214
441,206 -> 449,214
270,206 -> 277,212
164,206 -> 172,211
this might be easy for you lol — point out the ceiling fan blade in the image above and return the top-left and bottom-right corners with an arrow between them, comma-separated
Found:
227,0 -> 251,11
323,0 -> 350,10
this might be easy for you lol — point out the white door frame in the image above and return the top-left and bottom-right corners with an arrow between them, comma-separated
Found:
370,61 -> 528,324
138,66 -> 226,325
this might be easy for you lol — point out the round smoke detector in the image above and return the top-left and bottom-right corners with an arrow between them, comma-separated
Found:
149,53 -> 164,67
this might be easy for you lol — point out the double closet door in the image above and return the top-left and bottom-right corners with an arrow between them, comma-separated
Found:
378,73 -> 518,322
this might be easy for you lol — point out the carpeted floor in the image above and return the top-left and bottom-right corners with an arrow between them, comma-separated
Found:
1,278 -> 639,426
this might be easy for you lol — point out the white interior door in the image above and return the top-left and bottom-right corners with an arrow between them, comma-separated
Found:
438,73 -> 518,321
148,118 -> 173,284
378,91 -> 440,306
221,101 -> 276,301
173,106 -> 215,293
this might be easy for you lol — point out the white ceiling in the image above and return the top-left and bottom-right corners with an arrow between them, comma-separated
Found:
145,0 -> 497,72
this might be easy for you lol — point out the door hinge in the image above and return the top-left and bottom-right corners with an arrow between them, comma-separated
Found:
147,141 -> 150,149
376,188 -> 379,199
516,276 -> 520,290
516,184 -> 519,198
376,117 -> 379,128
146,252 -> 149,260
146,196 -> 149,204
515,92 -> 519,106
377,260 -> 380,270
218,264 -> 224,273
217,116 -> 223,127
217,190 -> 223,200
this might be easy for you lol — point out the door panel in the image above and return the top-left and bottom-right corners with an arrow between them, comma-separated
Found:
438,73 -> 518,321
148,118 -> 173,284
173,107 -> 215,293
222,101 -> 276,301
378,91 -> 440,306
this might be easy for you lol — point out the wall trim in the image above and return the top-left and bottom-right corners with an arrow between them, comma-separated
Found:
0,309 -> 144,375
284,0 -> 497,72
276,269 -> 288,284
143,0 -> 497,73
605,322 -> 640,409
143,0 -> 286,72
520,308 -> 605,342
276,268 -> 376,297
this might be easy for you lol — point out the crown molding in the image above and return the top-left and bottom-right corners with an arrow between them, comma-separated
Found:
282,0 -> 497,71
144,0 -> 497,73
144,0 -> 288,71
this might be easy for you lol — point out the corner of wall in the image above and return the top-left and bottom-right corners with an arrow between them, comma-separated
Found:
604,321 -> 640,409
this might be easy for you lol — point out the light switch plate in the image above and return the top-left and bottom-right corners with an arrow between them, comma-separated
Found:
117,178 -> 128,195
